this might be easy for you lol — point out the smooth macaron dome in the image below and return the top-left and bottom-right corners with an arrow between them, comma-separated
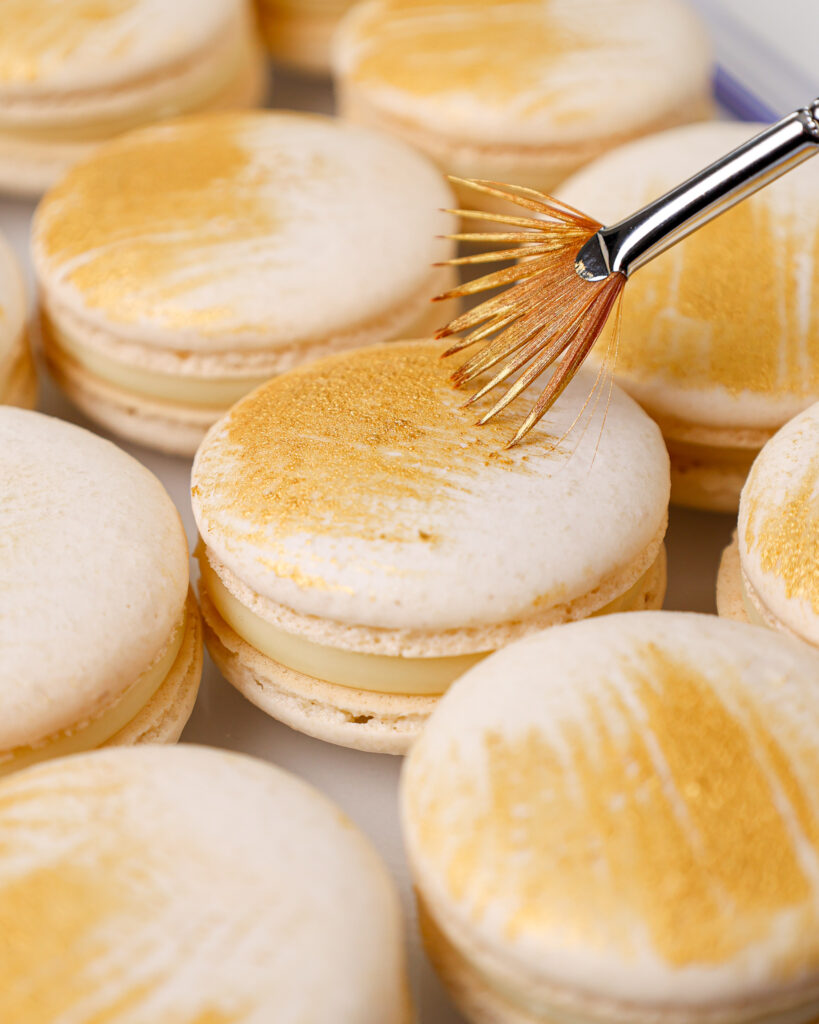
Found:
558,121 -> 819,512
0,408 -> 202,774
719,402 -> 819,646
258,0 -> 357,74
33,111 -> 457,455
403,611 -> 819,1024
0,745 -> 411,1023
0,230 -> 35,408
0,0 -> 264,196
192,339 -> 670,754
334,0 -> 711,202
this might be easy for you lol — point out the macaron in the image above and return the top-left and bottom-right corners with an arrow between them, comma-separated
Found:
191,339 -> 670,755
0,745 -> 411,1023
0,0 -> 265,196
0,408 -> 202,775
403,610 -> 819,1024
718,402 -> 819,647
558,120 -> 819,512
33,111 -> 456,456
0,230 -> 35,409
258,0 -> 357,74
333,0 -> 712,206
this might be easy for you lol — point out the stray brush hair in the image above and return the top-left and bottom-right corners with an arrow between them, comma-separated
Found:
435,178 -> 625,447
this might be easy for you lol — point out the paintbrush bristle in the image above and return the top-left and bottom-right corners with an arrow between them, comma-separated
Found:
436,178 -> 626,446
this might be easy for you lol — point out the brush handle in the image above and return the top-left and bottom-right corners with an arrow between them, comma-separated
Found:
575,99 -> 819,282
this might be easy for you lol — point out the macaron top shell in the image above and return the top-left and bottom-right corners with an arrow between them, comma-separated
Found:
739,402 -> 819,645
0,231 -> 25,380
0,746 -> 407,1024
32,112 -> 454,349
558,121 -> 819,431
334,0 -> 710,147
0,0 -> 245,96
0,409 -> 188,750
403,611 -> 819,1011
192,341 -> 669,631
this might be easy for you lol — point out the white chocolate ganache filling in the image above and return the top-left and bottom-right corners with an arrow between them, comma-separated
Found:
200,553 -> 662,697
0,605 -> 188,775
42,278 -> 452,409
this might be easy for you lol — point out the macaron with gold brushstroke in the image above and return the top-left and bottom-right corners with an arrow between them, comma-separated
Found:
0,0 -> 265,196
718,402 -> 819,646
33,111 -> 456,456
191,340 -> 670,754
0,231 -> 35,408
0,745 -> 411,1023
403,610 -> 819,1024
258,0 -> 357,74
558,121 -> 819,512
333,0 -> 711,207
0,408 -> 202,774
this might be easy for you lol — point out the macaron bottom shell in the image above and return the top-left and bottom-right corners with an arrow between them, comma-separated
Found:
0,37 -> 266,198
1,334 -> 37,409
337,87 -> 714,215
667,434 -> 770,513
716,536 -> 812,646
198,547 -> 666,755
417,893 -> 819,1024
1,591 -> 202,776
260,3 -> 347,75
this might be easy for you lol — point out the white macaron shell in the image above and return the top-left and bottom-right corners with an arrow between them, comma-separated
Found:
192,345 -> 669,631
0,409 -> 188,749
32,113 -> 454,350
0,231 -> 25,379
403,611 -> 819,1010
0,746 -> 408,1023
0,0 -> 244,95
334,0 -> 710,147
739,402 -> 819,646
558,121 -> 819,431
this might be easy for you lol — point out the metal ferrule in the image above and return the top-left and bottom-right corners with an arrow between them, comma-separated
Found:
575,99 -> 819,283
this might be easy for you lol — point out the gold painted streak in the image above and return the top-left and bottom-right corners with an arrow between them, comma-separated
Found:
346,2 -> 605,106
0,605 -> 188,776
411,645 -> 819,971
0,0 -> 139,84
203,342 -> 548,548
37,115 -> 280,329
0,802 -> 244,1024
745,457 -> 819,615
611,198 -> 819,398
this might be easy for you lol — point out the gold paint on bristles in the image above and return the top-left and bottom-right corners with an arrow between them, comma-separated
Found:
436,177 -> 626,447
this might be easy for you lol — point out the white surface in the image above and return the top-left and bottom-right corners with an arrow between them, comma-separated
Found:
1,65 -> 737,1024
714,0 -> 817,84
